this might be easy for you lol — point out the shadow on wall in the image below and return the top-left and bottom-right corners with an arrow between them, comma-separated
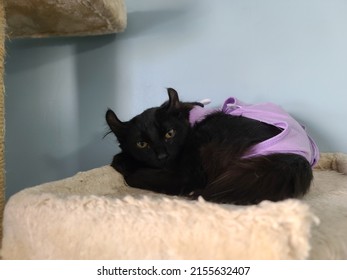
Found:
121,8 -> 193,39
43,133 -> 117,176
46,34 -> 123,177
5,35 -> 121,198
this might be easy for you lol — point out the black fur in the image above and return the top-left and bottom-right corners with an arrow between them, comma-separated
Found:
105,88 -> 313,205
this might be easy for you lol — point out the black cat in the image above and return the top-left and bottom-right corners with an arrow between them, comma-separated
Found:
105,88 -> 316,205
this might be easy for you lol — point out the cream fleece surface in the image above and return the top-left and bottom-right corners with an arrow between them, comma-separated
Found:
1,153 -> 346,260
4,0 -> 127,38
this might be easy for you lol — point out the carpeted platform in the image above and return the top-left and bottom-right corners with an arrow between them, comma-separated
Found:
1,153 -> 346,259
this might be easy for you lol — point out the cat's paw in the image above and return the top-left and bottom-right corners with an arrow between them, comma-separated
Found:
110,153 -> 134,176
187,189 -> 204,200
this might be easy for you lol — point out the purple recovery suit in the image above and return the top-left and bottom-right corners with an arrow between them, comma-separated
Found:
189,97 -> 319,167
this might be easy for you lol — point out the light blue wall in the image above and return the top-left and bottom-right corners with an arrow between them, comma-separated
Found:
5,0 -> 347,198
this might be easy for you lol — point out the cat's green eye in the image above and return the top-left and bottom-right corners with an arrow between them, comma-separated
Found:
136,141 -> 148,149
165,129 -> 176,139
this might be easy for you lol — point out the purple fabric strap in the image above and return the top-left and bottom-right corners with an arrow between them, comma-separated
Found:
189,97 -> 320,167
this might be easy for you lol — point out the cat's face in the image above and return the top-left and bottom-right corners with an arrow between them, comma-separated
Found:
106,88 -> 194,168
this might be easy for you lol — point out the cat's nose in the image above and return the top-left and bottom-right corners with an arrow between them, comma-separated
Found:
157,152 -> 168,161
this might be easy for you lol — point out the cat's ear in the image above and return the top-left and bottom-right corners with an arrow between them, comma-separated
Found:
105,109 -> 126,137
165,88 -> 181,110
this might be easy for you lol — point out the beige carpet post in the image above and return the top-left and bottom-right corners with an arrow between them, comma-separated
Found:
0,0 -> 5,244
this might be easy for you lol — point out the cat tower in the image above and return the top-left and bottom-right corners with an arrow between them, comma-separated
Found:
0,0 -> 127,248
1,1 -> 347,260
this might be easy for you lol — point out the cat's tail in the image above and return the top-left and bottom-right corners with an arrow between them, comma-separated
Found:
198,153 -> 313,205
